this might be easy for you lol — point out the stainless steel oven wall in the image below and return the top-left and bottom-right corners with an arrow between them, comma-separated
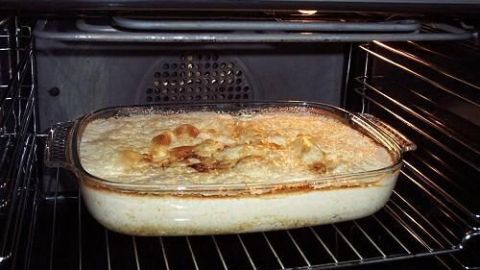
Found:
36,36 -> 346,131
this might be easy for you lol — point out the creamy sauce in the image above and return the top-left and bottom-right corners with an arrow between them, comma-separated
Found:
80,111 -> 393,185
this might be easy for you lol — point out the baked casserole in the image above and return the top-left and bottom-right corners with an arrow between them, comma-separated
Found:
45,102 -> 415,236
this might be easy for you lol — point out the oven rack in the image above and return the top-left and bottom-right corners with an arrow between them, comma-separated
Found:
33,18 -> 474,43
0,16 -> 37,267
348,40 -> 480,267
13,36 -> 480,266
351,41 -> 480,215
17,161 -> 477,270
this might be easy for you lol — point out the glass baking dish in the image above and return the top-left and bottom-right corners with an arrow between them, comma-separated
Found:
44,101 -> 416,236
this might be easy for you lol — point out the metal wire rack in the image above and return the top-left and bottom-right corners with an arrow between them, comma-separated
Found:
0,16 -> 38,267
1,15 -> 480,270
19,160 -> 478,270
349,39 -> 480,268
17,40 -> 480,269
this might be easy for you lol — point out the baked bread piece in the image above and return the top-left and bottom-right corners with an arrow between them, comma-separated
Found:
80,110 -> 393,185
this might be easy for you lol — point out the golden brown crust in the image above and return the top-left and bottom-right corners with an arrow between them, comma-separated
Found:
119,119 -> 374,174
169,145 -> 195,160
118,150 -> 142,168
121,132 -> 333,175
174,124 -> 200,138
188,160 -> 232,173
310,162 -> 327,174
80,110 -> 395,187
192,139 -> 225,158
151,132 -> 174,146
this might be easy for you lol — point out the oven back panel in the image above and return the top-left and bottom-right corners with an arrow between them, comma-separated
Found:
36,40 -> 345,131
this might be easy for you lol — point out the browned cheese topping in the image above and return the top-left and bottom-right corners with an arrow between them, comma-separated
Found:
80,111 -> 393,185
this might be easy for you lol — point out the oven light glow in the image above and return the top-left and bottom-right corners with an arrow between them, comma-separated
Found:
298,10 -> 318,16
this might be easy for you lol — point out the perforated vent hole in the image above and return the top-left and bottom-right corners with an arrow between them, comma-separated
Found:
146,54 -> 252,104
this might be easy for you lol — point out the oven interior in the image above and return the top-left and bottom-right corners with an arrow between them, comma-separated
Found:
0,11 -> 479,270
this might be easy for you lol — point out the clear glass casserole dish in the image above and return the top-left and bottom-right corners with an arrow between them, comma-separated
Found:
44,101 -> 416,236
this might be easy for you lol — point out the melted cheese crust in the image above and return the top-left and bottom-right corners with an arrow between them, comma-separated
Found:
79,111 -> 393,185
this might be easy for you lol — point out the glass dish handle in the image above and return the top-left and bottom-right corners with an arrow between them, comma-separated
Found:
360,113 -> 417,153
44,121 -> 76,169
